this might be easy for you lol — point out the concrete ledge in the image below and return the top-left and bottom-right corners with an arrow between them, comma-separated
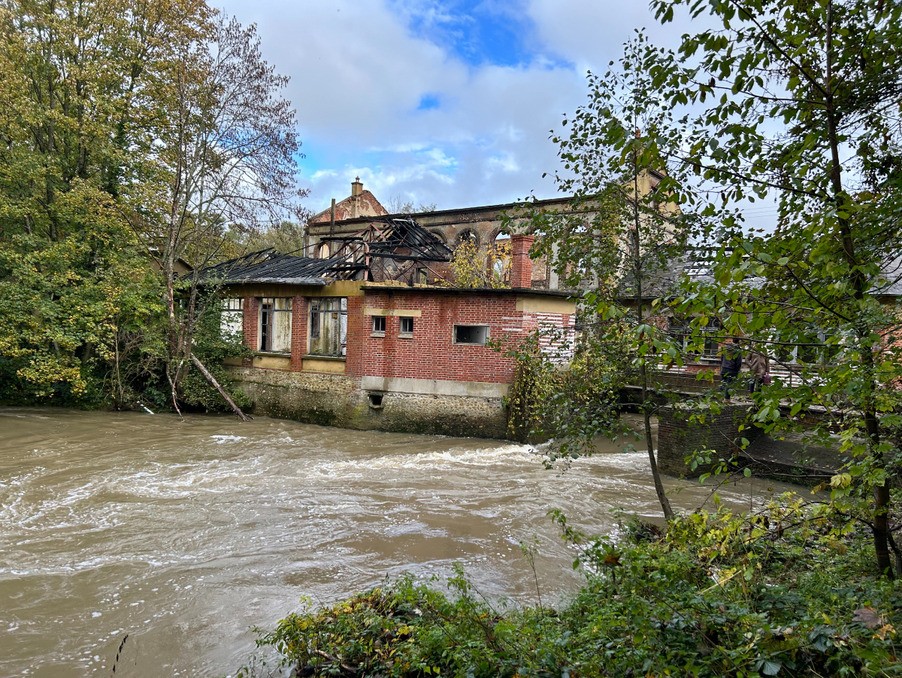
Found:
302,356 -> 346,373
360,376 -> 508,398
250,354 -> 291,370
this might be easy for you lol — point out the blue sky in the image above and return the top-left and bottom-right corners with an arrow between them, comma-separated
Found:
212,1 -> 776,225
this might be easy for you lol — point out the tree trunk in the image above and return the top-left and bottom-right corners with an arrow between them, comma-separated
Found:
823,5 -> 892,577
190,353 -> 251,421
631,164 -> 674,522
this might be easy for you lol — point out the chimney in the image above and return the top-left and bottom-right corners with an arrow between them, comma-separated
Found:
510,234 -> 535,289
350,177 -> 363,218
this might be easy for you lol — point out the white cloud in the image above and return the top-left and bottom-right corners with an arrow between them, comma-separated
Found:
213,0 -> 674,214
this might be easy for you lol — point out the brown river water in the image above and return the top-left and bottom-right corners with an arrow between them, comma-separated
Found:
0,408 -> 795,677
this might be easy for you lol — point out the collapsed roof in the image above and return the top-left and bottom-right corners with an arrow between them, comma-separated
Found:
201,249 -> 344,286
202,217 -> 453,286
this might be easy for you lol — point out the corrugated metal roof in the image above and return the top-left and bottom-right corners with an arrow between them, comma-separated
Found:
201,249 -> 345,286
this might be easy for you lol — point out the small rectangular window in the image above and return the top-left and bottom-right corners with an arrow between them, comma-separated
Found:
399,317 -> 414,336
454,324 -> 489,345
372,316 -> 386,334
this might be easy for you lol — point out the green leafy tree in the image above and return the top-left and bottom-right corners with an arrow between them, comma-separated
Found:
525,34 -> 691,520
447,237 -> 511,288
235,220 -> 308,255
0,1 -> 303,415
645,0 -> 902,575
0,0 -> 202,403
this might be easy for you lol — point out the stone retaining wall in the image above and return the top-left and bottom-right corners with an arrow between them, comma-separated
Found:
658,403 -> 842,481
227,367 -> 508,438
657,403 -> 758,477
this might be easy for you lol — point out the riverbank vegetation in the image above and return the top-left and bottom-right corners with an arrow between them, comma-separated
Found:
417,2 -> 902,671
508,0 -> 901,578
244,505 -> 900,677
0,0 -> 302,415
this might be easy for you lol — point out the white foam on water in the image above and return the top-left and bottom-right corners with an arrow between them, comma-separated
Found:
0,551 -> 199,577
305,443 -> 538,479
211,434 -> 246,444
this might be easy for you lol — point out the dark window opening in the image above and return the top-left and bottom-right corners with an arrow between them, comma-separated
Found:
454,324 -> 489,345
367,392 -> 384,409
372,316 -> 386,334
399,317 -> 414,335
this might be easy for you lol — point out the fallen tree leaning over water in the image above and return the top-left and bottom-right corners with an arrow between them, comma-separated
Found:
242,502 -> 900,677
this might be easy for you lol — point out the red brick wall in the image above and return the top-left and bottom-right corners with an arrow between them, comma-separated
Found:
345,296 -> 365,377
236,289 -> 572,385
357,290 -> 569,384
243,296 -> 259,351
510,234 -> 535,289
290,296 -> 308,371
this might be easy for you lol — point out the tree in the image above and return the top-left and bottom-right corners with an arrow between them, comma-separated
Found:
124,14 -> 305,415
446,237 -> 511,288
645,0 -> 902,575
0,1 -> 304,415
0,0 -> 203,403
236,220 -> 308,255
523,34 -> 691,520
385,196 -> 437,214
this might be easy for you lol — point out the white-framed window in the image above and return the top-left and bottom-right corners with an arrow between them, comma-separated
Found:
220,298 -> 243,340
372,315 -> 386,335
399,316 -> 414,336
259,297 -> 292,353
310,297 -> 347,356
453,324 -> 489,345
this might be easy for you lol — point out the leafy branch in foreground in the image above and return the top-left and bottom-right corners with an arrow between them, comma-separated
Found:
647,0 -> 902,576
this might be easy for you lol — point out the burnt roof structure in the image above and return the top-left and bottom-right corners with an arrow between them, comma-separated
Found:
202,218 -> 453,287
201,249 -> 349,286
314,217 -> 453,283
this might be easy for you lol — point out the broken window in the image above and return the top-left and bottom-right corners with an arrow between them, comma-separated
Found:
399,316 -> 414,336
259,297 -> 292,353
220,298 -> 244,340
453,324 -> 489,345
310,297 -> 347,357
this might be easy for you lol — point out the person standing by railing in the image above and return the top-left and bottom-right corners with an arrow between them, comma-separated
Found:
720,337 -> 743,400
746,348 -> 770,393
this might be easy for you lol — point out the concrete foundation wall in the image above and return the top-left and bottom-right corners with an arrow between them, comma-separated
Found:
657,404 -> 842,482
228,367 -> 508,438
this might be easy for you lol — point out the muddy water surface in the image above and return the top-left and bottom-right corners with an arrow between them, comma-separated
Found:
0,408 -> 791,676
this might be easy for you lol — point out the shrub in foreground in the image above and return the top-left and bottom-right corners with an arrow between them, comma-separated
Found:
245,506 -> 899,677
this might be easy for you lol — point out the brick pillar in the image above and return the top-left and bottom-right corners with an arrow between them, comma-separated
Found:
344,296 -> 364,377
290,296 -> 307,371
510,234 -> 535,289
243,297 -> 259,351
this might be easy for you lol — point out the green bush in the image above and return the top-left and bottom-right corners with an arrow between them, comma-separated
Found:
246,506 -> 900,677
